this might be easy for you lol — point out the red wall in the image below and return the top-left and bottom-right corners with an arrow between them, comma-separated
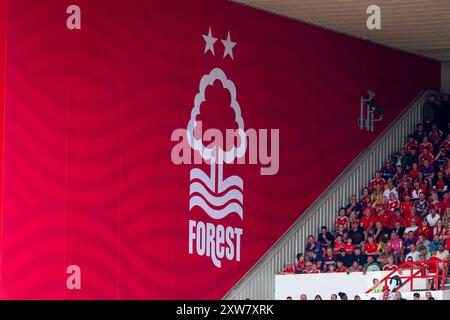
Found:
0,0 -> 441,299
0,0 -> 6,296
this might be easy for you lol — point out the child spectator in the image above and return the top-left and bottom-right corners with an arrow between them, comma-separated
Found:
280,261 -> 296,274
348,260 -> 362,272
382,255 -> 398,271
335,260 -> 347,273
364,235 -> 379,256
333,235 -> 345,254
296,253 -> 306,271
344,238 -> 355,255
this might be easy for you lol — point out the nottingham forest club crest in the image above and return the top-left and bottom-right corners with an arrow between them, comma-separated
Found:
170,27 -> 280,268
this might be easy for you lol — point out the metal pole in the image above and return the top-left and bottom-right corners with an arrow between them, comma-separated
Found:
360,97 -> 364,129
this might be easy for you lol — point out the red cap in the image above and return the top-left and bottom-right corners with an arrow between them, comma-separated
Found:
382,285 -> 390,291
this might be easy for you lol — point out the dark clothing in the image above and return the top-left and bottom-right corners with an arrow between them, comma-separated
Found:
323,255 -> 336,271
350,253 -> 367,267
391,227 -> 405,239
345,202 -> 362,215
434,103 -> 447,131
404,238 -> 417,255
348,227 -> 365,245
304,241 -> 322,256
380,165 -> 395,180
423,101 -> 436,128
414,130 -> 427,144
370,226 -> 390,243
420,166 -> 434,178
318,232 -> 335,246
336,253 -> 352,267
404,153 -> 419,169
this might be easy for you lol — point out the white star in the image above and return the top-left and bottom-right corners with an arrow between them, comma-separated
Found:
221,32 -> 236,60
202,27 -> 217,56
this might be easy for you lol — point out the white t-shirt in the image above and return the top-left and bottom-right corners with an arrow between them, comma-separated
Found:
436,250 -> 449,261
404,225 -> 419,234
406,251 -> 420,261
383,188 -> 399,200
426,214 -> 441,227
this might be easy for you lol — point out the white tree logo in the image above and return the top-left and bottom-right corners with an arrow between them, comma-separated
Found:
187,67 -> 247,220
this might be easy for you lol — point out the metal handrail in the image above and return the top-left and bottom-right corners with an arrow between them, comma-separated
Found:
365,260 -> 449,293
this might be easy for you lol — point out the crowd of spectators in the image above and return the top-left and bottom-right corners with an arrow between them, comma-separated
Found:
280,94 -> 450,295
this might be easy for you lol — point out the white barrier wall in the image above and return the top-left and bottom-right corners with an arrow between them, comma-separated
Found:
275,271 -> 428,300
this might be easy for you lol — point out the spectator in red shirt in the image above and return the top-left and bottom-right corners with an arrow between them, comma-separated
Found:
382,255 -> 398,271
335,207 -> 349,231
364,235 -> 379,256
335,260 -> 348,273
386,192 -> 400,214
419,136 -> 434,154
360,187 -> 371,207
360,208 -> 375,231
405,134 -> 418,153
429,191 -> 440,212
296,253 -> 306,271
409,163 -> 420,181
309,263 -> 321,274
439,191 -> 450,213
344,238 -> 355,255
419,147 -> 434,166
417,220 -> 433,241
280,261 -> 296,274
433,219 -> 446,240
333,235 -> 345,254
401,195 -> 413,215
405,207 -> 422,226
398,181 -> 411,201
369,171 -> 386,192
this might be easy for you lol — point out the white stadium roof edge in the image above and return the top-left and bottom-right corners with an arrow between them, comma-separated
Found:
234,0 -> 450,62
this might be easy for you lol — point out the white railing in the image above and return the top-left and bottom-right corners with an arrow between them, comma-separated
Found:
224,90 -> 435,300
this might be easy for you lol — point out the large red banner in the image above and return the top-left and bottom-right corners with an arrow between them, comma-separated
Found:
0,0 -> 441,299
